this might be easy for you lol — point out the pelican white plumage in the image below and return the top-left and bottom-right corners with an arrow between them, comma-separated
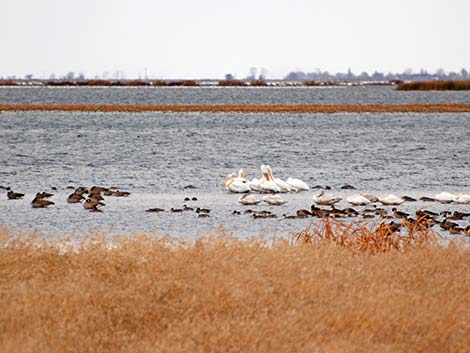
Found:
312,191 -> 342,205
346,194 -> 371,206
361,193 -> 379,203
434,192 -> 457,203
263,194 -> 288,205
378,194 -> 405,205
224,173 -> 251,193
265,165 -> 291,192
286,177 -> 309,192
259,165 -> 281,193
238,194 -> 261,205
455,193 -> 470,204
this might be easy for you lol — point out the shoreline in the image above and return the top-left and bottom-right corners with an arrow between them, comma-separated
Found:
2,103 -> 470,113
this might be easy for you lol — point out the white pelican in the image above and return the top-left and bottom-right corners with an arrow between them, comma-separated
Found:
265,165 -> 291,192
312,191 -> 342,205
248,178 -> 261,192
361,193 -> 378,203
263,194 -> 288,205
346,194 -> 371,206
224,174 -> 251,193
259,165 -> 281,193
238,194 -> 261,205
434,192 -> 457,203
286,177 -> 309,192
455,193 -> 470,204
378,194 -> 405,205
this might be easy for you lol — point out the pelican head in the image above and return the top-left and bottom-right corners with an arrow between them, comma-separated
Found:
223,174 -> 235,188
238,169 -> 246,179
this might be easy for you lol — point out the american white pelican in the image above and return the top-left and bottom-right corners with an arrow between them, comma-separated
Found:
312,191 -> 342,205
265,165 -> 291,192
238,194 -> 261,205
263,194 -> 288,205
346,194 -> 371,206
434,192 -> 457,203
378,194 -> 405,205
224,174 -> 251,193
455,193 -> 470,204
361,193 -> 378,203
286,177 -> 309,192
259,165 -> 281,193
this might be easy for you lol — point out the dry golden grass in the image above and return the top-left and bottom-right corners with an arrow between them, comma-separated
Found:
0,221 -> 469,353
2,103 -> 470,113
397,80 -> 470,91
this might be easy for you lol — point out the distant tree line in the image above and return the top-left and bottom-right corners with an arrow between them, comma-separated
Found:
284,68 -> 470,81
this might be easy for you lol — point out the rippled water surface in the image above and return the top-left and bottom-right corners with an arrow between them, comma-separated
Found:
1,87 -> 470,238
2,86 -> 470,105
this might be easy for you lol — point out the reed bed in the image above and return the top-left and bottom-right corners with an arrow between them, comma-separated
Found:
397,80 -> 470,91
2,103 -> 470,113
0,221 -> 468,353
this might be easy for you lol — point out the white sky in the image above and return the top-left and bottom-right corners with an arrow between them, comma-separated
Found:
2,0 -> 469,79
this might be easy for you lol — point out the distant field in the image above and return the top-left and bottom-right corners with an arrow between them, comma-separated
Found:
1,221 -> 469,353
2,103 -> 470,113
397,80 -> 470,91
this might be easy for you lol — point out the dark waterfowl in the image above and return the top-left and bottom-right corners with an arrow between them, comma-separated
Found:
440,218 -> 459,231
67,193 -> 84,203
170,208 -> 183,213
31,197 -> 54,208
146,208 -> 165,212
419,196 -> 436,202
252,213 -> 277,219
197,213 -> 210,218
195,207 -> 210,214
232,210 -> 241,215
296,209 -> 313,218
182,205 -> 194,211
392,208 -> 409,219
402,195 -> 417,202
83,198 -> 105,211
7,191 -> 24,200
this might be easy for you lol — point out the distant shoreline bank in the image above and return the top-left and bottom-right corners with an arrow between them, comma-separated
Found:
2,103 -> 470,113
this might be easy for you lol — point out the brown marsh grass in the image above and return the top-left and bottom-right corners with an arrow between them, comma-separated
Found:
2,103 -> 470,113
0,221 -> 469,353
397,80 -> 470,91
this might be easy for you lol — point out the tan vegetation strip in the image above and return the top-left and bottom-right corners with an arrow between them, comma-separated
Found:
2,103 -> 470,113
0,221 -> 469,353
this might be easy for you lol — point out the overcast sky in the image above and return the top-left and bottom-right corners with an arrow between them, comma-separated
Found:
2,0 -> 469,79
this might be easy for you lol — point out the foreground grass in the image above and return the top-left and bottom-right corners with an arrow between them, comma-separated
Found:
1,103 -> 470,113
0,223 -> 469,353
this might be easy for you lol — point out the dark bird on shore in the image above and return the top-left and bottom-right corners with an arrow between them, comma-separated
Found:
244,209 -> 255,214
252,213 -> 277,219
197,213 -> 210,218
282,214 -> 300,219
449,226 -> 464,235
146,207 -> 165,212
344,207 -> 359,217
402,195 -> 417,202
232,210 -> 241,215
89,186 -> 108,195
296,209 -> 313,218
67,193 -> 84,203
195,207 -> 210,214
392,208 -> 409,219
183,205 -> 194,211
7,191 -> 24,200
463,226 -> 470,236
170,208 -> 183,213
83,198 -> 105,211
419,196 -> 436,202
447,211 -> 470,220
440,218 -> 459,231
32,197 -> 54,208
341,184 -> 355,190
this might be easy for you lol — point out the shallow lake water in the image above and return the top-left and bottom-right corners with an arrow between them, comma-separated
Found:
1,107 -> 470,238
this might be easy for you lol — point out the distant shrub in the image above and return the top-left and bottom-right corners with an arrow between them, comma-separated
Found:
218,80 -> 246,86
304,80 -> 316,86
249,80 -> 268,86
0,80 -> 17,86
397,80 -> 470,91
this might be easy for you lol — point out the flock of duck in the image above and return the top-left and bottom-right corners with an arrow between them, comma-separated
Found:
6,186 -> 130,212
4,186 -> 212,218
223,165 -> 470,235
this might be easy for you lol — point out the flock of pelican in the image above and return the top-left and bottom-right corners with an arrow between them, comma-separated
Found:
224,166 -> 470,211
